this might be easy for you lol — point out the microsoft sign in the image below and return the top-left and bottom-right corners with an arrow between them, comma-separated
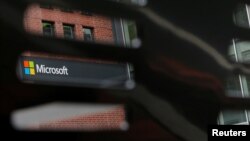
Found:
18,56 -> 131,89
36,64 -> 68,75
23,60 -> 69,76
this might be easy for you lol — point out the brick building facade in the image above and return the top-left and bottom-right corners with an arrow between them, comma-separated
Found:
24,4 -> 114,43
20,3 -> 133,88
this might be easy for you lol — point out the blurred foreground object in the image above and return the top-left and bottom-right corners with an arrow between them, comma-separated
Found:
12,103 -> 128,131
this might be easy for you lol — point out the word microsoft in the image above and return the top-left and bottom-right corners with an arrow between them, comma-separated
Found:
24,60 -> 69,76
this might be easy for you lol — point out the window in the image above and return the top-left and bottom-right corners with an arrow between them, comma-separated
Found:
42,21 -> 55,37
122,20 -> 138,47
225,75 -> 242,97
83,27 -> 94,42
234,4 -> 249,28
242,50 -> 250,62
127,21 -> 138,41
221,110 -> 248,125
63,24 -> 74,39
220,40 -> 250,125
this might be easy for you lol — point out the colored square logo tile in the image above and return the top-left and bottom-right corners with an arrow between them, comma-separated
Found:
23,61 -> 29,68
23,60 -> 36,76
30,68 -> 35,75
24,68 -> 30,75
29,61 -> 34,68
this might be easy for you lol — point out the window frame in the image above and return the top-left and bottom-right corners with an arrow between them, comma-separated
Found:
63,24 -> 75,39
83,27 -> 94,42
42,21 -> 55,37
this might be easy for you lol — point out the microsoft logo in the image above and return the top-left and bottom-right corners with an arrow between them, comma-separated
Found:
22,60 -> 68,76
23,60 -> 35,75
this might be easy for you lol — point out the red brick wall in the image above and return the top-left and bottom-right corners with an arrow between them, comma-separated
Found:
38,106 -> 126,131
24,4 -> 114,43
